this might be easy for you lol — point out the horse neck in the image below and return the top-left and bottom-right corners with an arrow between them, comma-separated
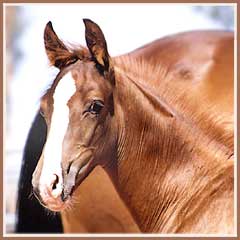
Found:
106,63 -> 234,232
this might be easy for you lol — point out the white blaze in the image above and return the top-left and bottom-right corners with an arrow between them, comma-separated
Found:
39,72 -> 76,187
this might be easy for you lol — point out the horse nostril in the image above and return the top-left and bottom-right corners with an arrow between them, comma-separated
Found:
52,174 -> 59,190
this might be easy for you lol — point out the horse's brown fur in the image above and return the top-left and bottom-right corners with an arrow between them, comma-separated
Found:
32,20 -> 234,233
108,62 -> 233,232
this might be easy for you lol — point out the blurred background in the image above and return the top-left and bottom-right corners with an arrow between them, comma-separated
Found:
4,3 -> 235,233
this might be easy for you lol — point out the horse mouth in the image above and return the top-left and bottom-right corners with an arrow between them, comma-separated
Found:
44,198 -> 68,212
33,184 -> 70,212
32,149 -> 94,211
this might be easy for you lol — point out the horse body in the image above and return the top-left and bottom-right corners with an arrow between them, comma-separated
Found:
31,20 -> 234,233
128,30 -> 233,115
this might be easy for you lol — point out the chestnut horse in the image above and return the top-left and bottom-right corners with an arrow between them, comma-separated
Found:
31,19 -> 234,233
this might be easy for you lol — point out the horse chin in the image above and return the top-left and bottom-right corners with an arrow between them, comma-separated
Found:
37,184 -> 70,212
43,196 -> 72,212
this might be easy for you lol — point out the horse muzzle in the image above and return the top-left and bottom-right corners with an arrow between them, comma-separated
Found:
31,148 -> 94,211
32,172 -> 69,212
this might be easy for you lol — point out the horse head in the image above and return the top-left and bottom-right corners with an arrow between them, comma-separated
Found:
32,19 -> 117,211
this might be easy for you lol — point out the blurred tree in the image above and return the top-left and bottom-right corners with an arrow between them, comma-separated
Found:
5,6 -> 24,132
5,6 -> 23,75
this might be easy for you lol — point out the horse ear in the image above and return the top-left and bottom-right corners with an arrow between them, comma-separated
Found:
44,21 -> 78,69
83,19 -> 112,73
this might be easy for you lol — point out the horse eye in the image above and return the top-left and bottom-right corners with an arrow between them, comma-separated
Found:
89,100 -> 104,114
